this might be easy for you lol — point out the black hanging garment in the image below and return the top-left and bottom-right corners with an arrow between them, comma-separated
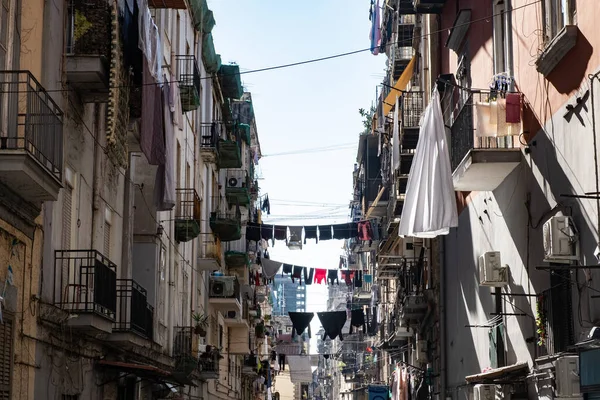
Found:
288,312 -> 314,338
261,224 -> 274,241
304,226 -> 318,244
291,266 -> 304,284
327,269 -> 339,285
304,268 -> 314,285
261,195 -> 271,215
333,223 -> 355,240
317,311 -> 347,341
353,271 -> 363,288
246,222 -> 261,242
282,263 -> 293,275
319,226 -> 333,241
274,225 -> 287,243
349,309 -> 366,334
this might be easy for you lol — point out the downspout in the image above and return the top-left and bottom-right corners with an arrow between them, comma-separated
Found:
90,104 -> 102,250
590,73 -> 600,251
504,0 -> 515,91
439,237 -> 447,400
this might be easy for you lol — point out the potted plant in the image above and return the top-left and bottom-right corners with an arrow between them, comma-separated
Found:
192,312 -> 209,336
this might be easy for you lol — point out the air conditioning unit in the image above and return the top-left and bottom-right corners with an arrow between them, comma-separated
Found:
473,384 -> 496,400
543,216 -> 579,263
210,276 -> 236,297
478,251 -> 509,287
401,238 -> 415,259
228,175 -> 244,188
401,295 -> 428,319
555,355 -> 581,398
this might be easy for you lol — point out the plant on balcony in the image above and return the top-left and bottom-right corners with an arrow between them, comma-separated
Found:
535,295 -> 547,346
192,312 -> 209,336
255,322 -> 266,338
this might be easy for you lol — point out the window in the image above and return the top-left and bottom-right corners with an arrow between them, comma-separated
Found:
492,0 -> 506,74
0,313 -> 13,398
543,0 -> 576,42
0,0 -> 10,69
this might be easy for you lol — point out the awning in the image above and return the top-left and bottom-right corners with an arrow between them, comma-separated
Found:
97,360 -> 195,387
382,56 -> 416,116
465,362 -> 529,384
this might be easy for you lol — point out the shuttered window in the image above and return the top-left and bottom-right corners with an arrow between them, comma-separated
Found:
0,313 -> 14,399
104,222 -> 111,257
62,185 -> 73,249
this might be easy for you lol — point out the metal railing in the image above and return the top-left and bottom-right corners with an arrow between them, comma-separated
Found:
176,55 -> 201,100
200,123 -> 221,149
53,250 -> 117,320
175,188 -> 201,220
0,71 -> 63,181
114,279 -> 153,339
401,91 -> 424,129
450,91 -> 521,171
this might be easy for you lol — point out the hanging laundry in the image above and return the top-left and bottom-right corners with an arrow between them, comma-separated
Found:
282,263 -> 293,275
364,273 -> 373,284
261,224 -> 274,241
318,311 -> 347,341
353,271 -> 363,288
497,98 -> 521,137
303,268 -> 314,285
475,101 -> 498,137
154,84 -> 176,211
304,225 -> 318,244
291,266 -> 304,284
274,225 -> 287,243
369,0 -> 381,55
357,220 -> 374,241
319,226 -> 333,241
327,269 -> 339,285
314,268 -> 327,284
288,312 -> 314,338
341,270 -> 354,285
371,284 -> 379,307
246,223 -> 261,242
140,61 -> 165,165
261,195 -> 271,215
287,226 -> 303,249
349,309 -> 366,334
339,256 -> 346,269
332,223 -> 358,240
505,93 -> 521,123
262,259 -> 282,279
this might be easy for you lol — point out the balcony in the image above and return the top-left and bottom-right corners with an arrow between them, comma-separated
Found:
224,316 -> 250,355
198,238 -> 222,271
210,210 -> 242,242
176,55 -> 201,112
65,0 -> 110,101
225,239 -> 249,269
112,279 -> 153,340
173,327 -> 220,380
397,0 -> 416,14
200,123 -> 220,163
414,0 -> 447,14
225,169 -> 251,207
218,64 -> 243,100
218,139 -> 242,168
0,71 -> 63,207
392,46 -> 413,81
53,250 -> 117,333
208,275 -> 242,313
174,188 -> 202,242
450,92 -> 522,191
242,355 -> 258,375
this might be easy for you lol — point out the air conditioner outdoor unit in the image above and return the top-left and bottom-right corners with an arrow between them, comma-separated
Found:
210,276 -> 236,297
478,251 -> 509,287
401,238 -> 415,259
555,355 -> 581,398
543,216 -> 579,263
473,384 -> 496,400
225,310 -> 238,319
228,176 -> 244,188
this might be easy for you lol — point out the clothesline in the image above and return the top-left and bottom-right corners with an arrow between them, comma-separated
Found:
262,258 -> 374,287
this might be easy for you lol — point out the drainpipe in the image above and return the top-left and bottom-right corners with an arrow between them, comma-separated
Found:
90,104 -> 102,250
504,0 -> 515,91
590,73 -> 600,249
439,237 -> 447,400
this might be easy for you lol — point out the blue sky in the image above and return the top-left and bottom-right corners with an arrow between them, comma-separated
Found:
209,0 -> 385,349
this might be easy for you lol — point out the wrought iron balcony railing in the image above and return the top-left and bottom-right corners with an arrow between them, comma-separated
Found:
114,279 -> 153,339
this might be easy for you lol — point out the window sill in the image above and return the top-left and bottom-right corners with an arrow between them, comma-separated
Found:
536,25 -> 578,77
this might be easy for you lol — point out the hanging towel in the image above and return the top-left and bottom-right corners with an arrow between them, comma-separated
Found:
140,61 -> 165,165
327,269 -> 339,285
497,98 -> 521,137
364,274 -> 373,284
304,268 -> 314,285
354,271 -> 363,288
475,101 -> 497,137
262,259 -> 282,279
274,226 -> 287,242
291,266 -> 304,284
154,84 -> 176,211
288,226 -> 303,248
314,268 -> 327,284
369,0 -> 381,55
261,224 -> 274,241
304,226 -> 318,244
318,311 -> 347,341
505,93 -> 521,123
319,226 -> 333,241
288,312 -> 314,338
349,309 -> 366,334
357,220 -> 373,241
246,223 -> 261,242
282,263 -> 293,275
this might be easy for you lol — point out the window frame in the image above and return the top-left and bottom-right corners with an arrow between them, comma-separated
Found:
542,0 -> 576,43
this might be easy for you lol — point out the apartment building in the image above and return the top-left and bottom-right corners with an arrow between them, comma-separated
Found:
0,0 -> 268,398
340,1 -> 600,400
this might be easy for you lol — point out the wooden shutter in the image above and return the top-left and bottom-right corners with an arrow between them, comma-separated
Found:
0,314 -> 14,399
